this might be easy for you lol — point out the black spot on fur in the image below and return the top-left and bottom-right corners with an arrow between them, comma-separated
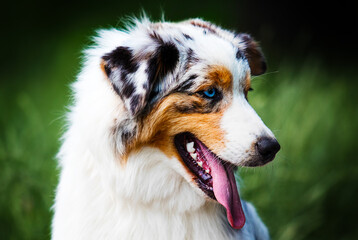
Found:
149,31 -> 164,44
236,49 -> 245,60
102,47 -> 140,99
112,83 -> 121,96
175,75 -> 197,92
103,64 -> 112,76
147,42 -> 179,84
146,42 -> 179,102
184,48 -> 199,70
130,94 -> 142,115
161,43 -> 179,70
122,81 -> 135,98
102,46 -> 139,75
175,82 -> 193,93
187,48 -> 194,59
101,46 -> 142,111
187,74 -> 198,81
157,43 -> 179,75
120,71 -> 129,84
183,33 -> 193,40
142,82 -> 149,90
135,41 -> 180,115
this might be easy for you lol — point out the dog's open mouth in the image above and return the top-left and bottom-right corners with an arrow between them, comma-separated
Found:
174,132 -> 245,229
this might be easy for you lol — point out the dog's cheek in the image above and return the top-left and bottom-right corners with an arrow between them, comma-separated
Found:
141,96 -> 227,159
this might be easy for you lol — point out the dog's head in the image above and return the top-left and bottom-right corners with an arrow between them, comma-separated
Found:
100,18 -> 280,229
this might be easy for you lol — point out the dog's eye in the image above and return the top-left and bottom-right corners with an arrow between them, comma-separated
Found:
203,88 -> 217,98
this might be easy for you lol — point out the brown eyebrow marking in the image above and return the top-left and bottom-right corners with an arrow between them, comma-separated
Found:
203,65 -> 233,91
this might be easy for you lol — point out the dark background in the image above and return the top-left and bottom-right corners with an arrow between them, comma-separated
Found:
2,0 -> 357,78
1,0 -> 357,239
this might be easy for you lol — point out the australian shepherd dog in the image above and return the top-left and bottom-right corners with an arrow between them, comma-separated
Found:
52,17 -> 280,240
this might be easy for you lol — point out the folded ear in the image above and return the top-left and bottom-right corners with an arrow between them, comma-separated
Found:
101,39 -> 179,117
237,34 -> 267,76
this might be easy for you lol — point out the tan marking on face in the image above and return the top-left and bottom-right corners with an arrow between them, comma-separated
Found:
134,94 -> 229,172
201,65 -> 233,91
122,65 -> 233,171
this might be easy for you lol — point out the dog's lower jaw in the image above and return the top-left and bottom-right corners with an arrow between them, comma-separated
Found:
52,147 -> 269,240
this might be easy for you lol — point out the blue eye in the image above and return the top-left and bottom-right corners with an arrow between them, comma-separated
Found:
203,88 -> 216,98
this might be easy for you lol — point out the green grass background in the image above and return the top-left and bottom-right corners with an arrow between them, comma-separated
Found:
1,1 -> 357,239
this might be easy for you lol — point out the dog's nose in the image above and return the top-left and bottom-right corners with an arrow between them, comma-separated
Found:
256,137 -> 280,163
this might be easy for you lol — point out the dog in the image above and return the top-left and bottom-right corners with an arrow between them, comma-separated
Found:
52,17 -> 280,240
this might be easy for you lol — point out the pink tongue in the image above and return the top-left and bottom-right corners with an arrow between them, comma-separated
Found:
200,144 -> 245,229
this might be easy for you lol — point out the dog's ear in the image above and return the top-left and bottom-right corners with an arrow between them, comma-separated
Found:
236,34 -> 267,76
101,39 -> 179,117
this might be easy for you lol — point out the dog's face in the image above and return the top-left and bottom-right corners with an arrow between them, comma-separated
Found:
101,19 -> 280,229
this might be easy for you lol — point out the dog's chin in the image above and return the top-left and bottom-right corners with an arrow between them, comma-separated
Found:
173,132 -> 246,229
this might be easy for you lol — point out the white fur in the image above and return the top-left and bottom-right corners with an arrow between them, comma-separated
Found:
219,95 -> 275,166
52,18 -> 271,240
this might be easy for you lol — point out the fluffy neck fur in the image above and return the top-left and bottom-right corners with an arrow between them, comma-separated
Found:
54,141 -> 238,239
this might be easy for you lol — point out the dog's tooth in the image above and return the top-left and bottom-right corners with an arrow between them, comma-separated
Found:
190,153 -> 197,160
205,169 -> 210,174
186,142 -> 195,153
197,161 -> 203,167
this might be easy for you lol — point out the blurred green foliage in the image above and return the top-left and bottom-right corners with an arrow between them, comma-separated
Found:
241,59 -> 358,240
1,1 -> 357,239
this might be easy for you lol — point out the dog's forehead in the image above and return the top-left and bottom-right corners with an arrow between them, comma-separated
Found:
159,21 -> 251,91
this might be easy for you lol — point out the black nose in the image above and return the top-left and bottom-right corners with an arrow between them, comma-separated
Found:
256,137 -> 280,163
